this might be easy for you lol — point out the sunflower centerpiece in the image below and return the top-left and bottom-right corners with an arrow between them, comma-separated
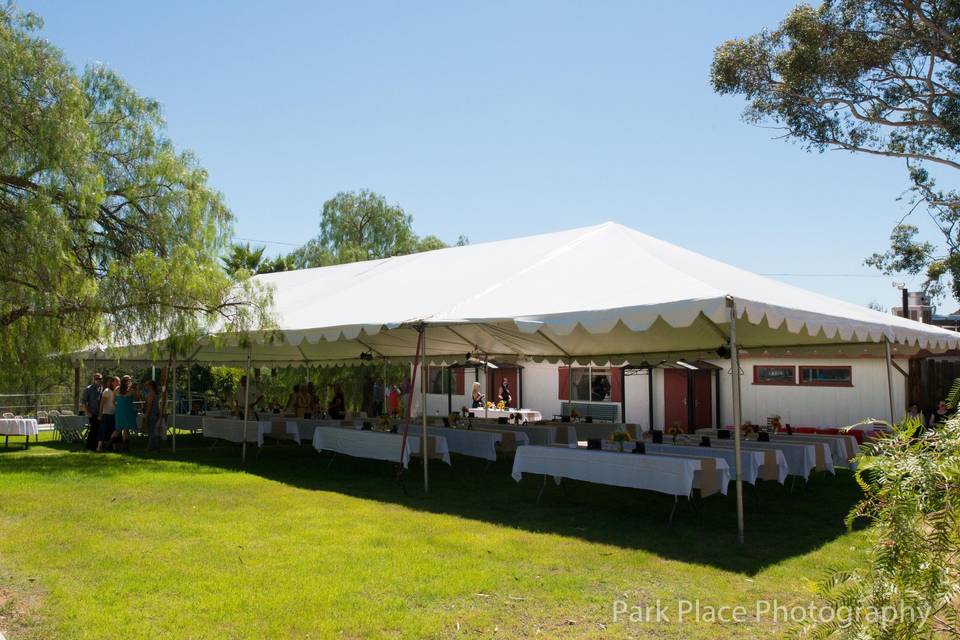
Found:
611,430 -> 632,452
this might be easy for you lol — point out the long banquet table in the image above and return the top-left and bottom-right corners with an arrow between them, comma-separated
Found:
511,445 -> 720,498
643,442 -> 785,485
0,417 -> 39,448
685,436 -> 825,479
311,426 -> 451,468
471,421 -> 575,446
403,425 -> 509,461
694,428 -> 856,468
201,417 -> 300,446
468,408 -> 542,423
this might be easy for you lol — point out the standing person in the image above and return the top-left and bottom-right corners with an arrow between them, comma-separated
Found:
328,384 -> 346,420
284,385 -> 299,416
388,384 -> 401,417
372,378 -> 384,417
82,373 -> 104,451
306,382 -> 320,418
235,375 -> 264,419
144,380 -> 160,451
498,379 -> 512,407
471,381 -> 484,408
297,384 -> 312,418
113,375 -> 138,452
97,377 -> 118,452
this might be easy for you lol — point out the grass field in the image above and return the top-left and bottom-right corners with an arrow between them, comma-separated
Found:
0,433 -> 870,639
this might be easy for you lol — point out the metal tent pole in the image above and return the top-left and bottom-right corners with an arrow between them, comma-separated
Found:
422,327 -> 429,493
884,338 -> 896,423
171,358 -> 177,454
727,298 -> 745,544
242,355 -> 251,464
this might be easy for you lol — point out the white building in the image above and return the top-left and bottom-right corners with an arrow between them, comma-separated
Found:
412,353 -> 908,430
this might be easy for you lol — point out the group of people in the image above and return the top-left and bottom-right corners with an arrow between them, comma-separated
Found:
82,372 -> 162,453
907,400 -> 950,428
470,379 -> 513,408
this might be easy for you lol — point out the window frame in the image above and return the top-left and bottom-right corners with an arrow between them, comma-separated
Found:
798,365 -> 853,388
752,365 -> 796,386
566,366 -> 614,402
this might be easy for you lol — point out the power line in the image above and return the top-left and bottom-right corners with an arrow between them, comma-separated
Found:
231,236 -> 303,248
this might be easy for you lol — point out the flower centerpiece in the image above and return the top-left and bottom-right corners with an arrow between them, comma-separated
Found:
496,400 -> 507,411
666,422 -> 682,444
461,406 -> 470,418
742,421 -> 757,437
486,401 -> 495,410
611,430 -> 632,452
769,414 -> 782,432
378,414 -> 392,432
448,413 -> 460,428
570,408 -> 580,422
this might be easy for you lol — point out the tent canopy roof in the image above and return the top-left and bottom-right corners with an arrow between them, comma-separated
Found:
80,222 -> 960,367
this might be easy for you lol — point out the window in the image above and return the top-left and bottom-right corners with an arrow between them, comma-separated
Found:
799,366 -> 852,387
422,367 -> 465,395
753,365 -> 795,385
560,366 -> 619,402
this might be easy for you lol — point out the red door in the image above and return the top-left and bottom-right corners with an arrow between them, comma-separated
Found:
692,371 -> 713,428
663,369 -> 688,431
487,368 -> 519,408
663,369 -> 713,432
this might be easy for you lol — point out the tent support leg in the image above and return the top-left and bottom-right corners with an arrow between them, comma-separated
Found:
242,355 -> 250,464
884,339 -> 896,424
171,358 -> 177,454
727,297 -> 745,544
422,326 -> 429,494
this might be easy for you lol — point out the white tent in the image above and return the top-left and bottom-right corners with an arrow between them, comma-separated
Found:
84,221 -> 958,366
79,221 -> 960,541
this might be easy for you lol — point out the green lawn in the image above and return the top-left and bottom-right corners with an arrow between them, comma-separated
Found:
0,434 -> 870,639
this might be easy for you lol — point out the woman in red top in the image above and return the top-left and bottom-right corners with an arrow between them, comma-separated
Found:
388,384 -> 401,417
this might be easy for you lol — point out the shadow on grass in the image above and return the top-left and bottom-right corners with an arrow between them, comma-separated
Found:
1,437 -> 865,575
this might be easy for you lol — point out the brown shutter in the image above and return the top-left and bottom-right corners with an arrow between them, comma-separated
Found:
558,366 -> 569,400
455,368 -> 465,395
610,367 -> 623,402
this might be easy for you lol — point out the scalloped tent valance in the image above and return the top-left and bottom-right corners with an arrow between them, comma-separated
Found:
77,221 -> 959,367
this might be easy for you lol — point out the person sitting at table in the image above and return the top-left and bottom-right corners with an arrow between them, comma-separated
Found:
929,400 -> 950,427
471,381 -> 484,408
498,380 -> 511,407
328,384 -> 346,420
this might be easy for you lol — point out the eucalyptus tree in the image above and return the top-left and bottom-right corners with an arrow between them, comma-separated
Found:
712,0 -> 960,299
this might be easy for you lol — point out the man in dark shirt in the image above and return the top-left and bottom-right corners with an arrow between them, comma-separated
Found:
82,373 -> 103,451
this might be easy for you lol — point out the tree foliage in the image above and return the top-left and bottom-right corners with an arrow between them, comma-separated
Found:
799,417 -> 960,639
287,189 -> 451,268
711,0 -> 960,298
0,5 -> 268,383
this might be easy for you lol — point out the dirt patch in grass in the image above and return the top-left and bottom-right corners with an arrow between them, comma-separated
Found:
0,570 -> 46,640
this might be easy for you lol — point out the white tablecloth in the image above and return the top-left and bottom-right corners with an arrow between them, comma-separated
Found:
696,437 -> 821,480
474,422 -> 573,446
256,420 -> 301,447
138,414 -> 205,433
202,418 -> 265,444
468,408 -> 542,423
643,443 -> 772,485
404,425 -> 502,461
695,428 -> 854,468
0,418 -> 39,437
293,418 -> 364,440
471,426 -> 531,447
311,427 -> 451,468
511,445 -> 700,497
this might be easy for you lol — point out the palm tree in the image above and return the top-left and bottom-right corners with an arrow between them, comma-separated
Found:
221,243 -> 265,276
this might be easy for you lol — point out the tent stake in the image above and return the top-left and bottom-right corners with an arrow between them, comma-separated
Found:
727,298 -> 745,544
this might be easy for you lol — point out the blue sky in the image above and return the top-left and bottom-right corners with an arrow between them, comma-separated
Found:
21,0 -> 954,312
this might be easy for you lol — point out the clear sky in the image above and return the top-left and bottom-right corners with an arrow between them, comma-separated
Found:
20,0 -> 955,312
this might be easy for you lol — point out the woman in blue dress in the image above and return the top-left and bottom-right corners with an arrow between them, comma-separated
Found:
113,375 -> 139,452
